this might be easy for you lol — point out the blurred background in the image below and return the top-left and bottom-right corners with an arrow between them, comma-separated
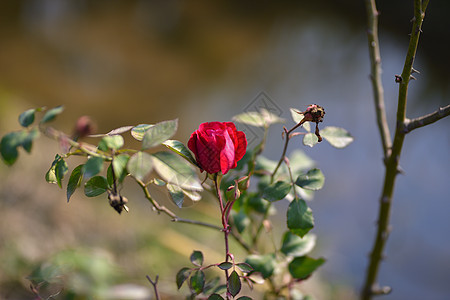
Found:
1,1 -> 449,299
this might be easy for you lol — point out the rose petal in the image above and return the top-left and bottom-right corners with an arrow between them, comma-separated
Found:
235,131 -> 247,162
220,128 -> 236,174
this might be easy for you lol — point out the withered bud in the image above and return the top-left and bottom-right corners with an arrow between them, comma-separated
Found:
73,116 -> 97,140
302,104 -> 325,123
108,191 -> 128,214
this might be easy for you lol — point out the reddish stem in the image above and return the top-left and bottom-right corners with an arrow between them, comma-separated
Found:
215,175 -> 232,299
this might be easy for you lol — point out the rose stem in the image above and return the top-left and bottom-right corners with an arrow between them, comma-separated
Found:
215,175 -> 231,299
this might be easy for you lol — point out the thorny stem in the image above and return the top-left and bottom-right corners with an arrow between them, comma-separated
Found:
360,1 -> 449,299
365,0 -> 392,160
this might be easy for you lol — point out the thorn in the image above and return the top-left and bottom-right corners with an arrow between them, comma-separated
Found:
410,16 -> 416,22
410,75 -> 417,80
372,285 -> 392,295
397,166 -> 405,174
411,67 -> 420,74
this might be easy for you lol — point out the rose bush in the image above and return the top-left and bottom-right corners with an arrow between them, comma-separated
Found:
188,121 -> 247,175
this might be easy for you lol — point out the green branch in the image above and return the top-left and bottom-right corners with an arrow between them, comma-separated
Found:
403,104 -> 450,133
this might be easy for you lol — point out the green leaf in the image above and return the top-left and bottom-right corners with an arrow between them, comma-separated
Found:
152,178 -> 166,186
181,189 -> 201,202
281,231 -> 316,257
89,125 -> 134,137
67,165 -> 84,202
22,128 -> 40,153
233,109 -> 284,127
55,158 -> 68,188
127,151 -> 153,181
163,140 -> 196,165
45,155 -> 61,184
288,256 -> 325,280
290,108 -> 310,132
84,176 -> 108,197
232,111 -> 265,127
19,108 -> 36,127
151,151 -> 202,191
98,135 -> 124,151
41,105 -> 64,124
287,198 -> 314,238
218,262 -> 233,270
0,129 -> 40,165
320,126 -> 354,148
45,167 -> 57,184
203,277 -> 221,295
260,108 -> 285,125
190,250 -> 204,267
167,183 -> 184,208
237,297 -> 252,300
254,155 -> 277,171
0,131 -> 23,165
83,156 -> 104,179
212,285 -> 227,295
190,270 -> 205,295
262,181 -> 291,202
228,270 -> 241,297
142,119 -> 178,149
247,193 -> 270,214
236,263 -> 253,273
130,124 -> 153,141
176,267 -> 191,289
112,154 -> 129,182
245,254 -> 276,279
295,168 -> 324,191
232,210 -> 250,234
303,133 -> 318,147
289,150 -> 315,174
208,294 -> 224,300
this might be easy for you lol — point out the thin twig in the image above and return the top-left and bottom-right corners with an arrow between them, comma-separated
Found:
271,124 -> 302,183
172,217 -> 222,231
365,0 -> 392,159
134,177 -> 224,229
403,104 -> 450,133
43,126 -> 112,160
146,275 -> 160,300
255,122 -> 305,247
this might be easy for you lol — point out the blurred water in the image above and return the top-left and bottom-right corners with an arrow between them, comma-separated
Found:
184,17 -> 450,300
1,2 -> 449,299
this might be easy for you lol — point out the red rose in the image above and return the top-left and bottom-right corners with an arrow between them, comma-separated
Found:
188,122 -> 247,175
